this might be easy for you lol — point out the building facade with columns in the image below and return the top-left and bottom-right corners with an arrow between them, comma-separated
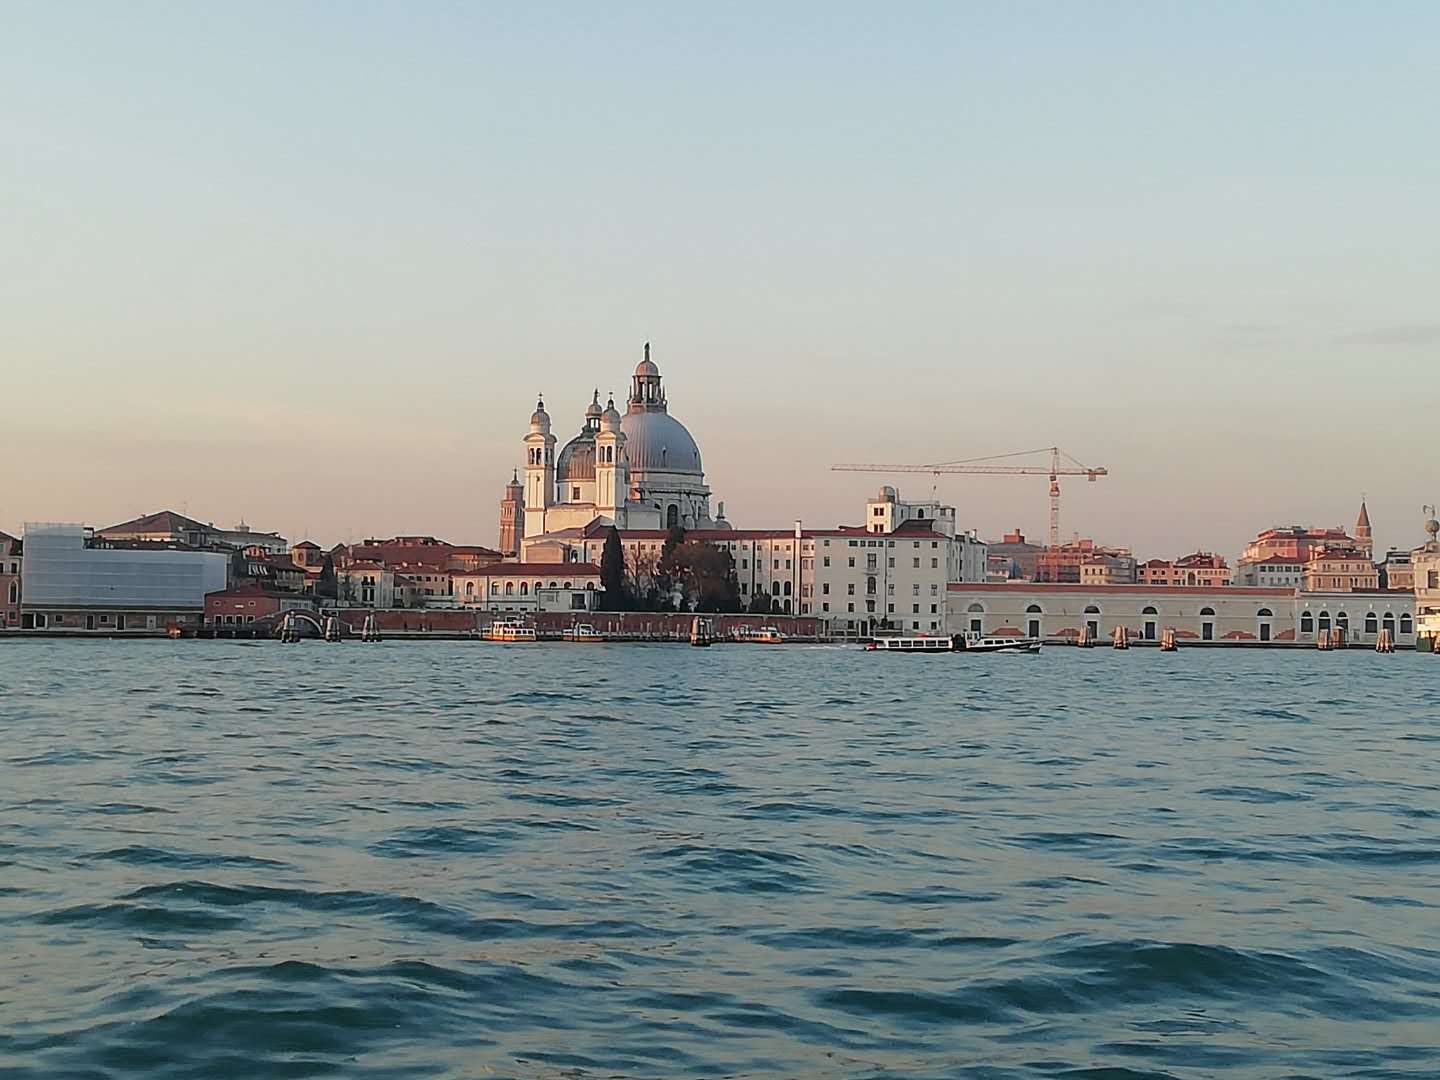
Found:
945,582 -> 1416,647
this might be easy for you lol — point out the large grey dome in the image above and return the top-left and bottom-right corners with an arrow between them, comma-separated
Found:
620,410 -> 702,475
556,432 -> 596,482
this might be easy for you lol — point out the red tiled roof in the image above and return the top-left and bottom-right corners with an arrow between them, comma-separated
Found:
102,510 -> 208,534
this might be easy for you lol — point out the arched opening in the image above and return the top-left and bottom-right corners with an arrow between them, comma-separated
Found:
1364,612 -> 1378,635
1300,612 -> 1314,635
783,599 -> 791,613
1083,604 -> 1100,640
465,581 -> 474,597
520,582 -> 529,595
1400,614 -> 1413,635
967,602 -> 984,634
782,581 -> 792,596
666,504 -> 679,528
1025,603 -> 1042,640
1142,605 -> 1159,641
1200,606 -> 1215,642
1336,611 -> 1349,631
1383,612 -> 1396,632
505,582 -> 514,596
1318,611 -> 1331,633
1257,607 -> 1273,642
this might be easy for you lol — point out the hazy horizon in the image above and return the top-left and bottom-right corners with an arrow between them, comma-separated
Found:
4,3 -> 1437,558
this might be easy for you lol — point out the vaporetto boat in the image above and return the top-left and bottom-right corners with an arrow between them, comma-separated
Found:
866,632 -> 1042,655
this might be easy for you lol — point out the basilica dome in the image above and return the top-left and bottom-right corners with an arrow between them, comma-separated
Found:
555,433 -> 595,482
620,410 -> 702,475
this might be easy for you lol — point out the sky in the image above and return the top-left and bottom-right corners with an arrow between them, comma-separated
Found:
2,2 -> 1437,558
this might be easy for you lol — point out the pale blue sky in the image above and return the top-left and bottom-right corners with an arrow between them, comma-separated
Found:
2,2 -> 1436,556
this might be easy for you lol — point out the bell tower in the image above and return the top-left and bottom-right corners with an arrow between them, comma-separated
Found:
595,394 -> 628,524
498,470 -> 524,556
523,397 -> 555,539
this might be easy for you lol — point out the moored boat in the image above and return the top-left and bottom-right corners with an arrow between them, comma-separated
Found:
484,617 -> 537,642
561,623 -> 605,642
690,617 -> 715,647
749,625 -> 785,644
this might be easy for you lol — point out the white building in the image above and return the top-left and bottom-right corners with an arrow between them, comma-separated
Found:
20,523 -> 228,632
1235,556 -> 1304,588
1409,513 -> 1440,649
519,346 -> 722,541
520,486 -> 987,635
944,582 -> 1415,647
98,510 -> 288,554
450,563 -> 601,614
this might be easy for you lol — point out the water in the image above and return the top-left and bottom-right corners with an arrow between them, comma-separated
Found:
3,640 -> 1439,1079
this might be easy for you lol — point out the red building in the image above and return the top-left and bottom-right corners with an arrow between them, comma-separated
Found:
204,584 -> 314,628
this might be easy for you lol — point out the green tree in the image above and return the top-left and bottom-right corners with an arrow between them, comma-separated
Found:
599,527 -> 629,610
316,554 -> 337,600
748,586 -> 774,615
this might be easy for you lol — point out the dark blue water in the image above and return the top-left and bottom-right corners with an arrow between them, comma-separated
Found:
3,641 -> 1439,1079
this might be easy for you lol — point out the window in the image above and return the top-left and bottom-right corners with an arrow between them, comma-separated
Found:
783,581 -> 792,596
520,582 -> 529,595
847,603 -> 854,612
912,583 -> 920,595
1364,613 -> 1378,634
930,584 -> 938,595
847,583 -> 855,595
773,560 -> 779,570
785,560 -> 792,570
822,557 -> 830,567
912,558 -> 920,568
822,602 -> 830,612
1025,604 -> 1042,614
931,559 -> 938,569
1301,612 -> 1313,633
822,583 -> 830,595
1401,614 -> 1413,635
848,557 -> 855,568
505,582 -> 514,595
888,557 -> 895,568
930,604 -> 937,614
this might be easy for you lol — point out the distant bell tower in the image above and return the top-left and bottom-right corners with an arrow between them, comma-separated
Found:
523,397 -> 556,540
498,470 -> 524,557
1355,499 -> 1373,559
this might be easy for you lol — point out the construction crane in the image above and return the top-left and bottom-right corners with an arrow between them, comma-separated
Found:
831,446 -> 1108,551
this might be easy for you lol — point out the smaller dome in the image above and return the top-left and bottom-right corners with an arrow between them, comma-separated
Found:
1427,518 -> 1440,538
530,398 -> 549,426
635,358 -> 659,378
585,390 -> 603,419
601,395 -> 622,428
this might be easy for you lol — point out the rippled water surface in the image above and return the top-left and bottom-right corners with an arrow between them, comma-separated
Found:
3,640 -> 1440,1079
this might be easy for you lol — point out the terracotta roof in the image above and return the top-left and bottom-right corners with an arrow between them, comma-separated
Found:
293,541 -> 321,550
101,510 -> 208,534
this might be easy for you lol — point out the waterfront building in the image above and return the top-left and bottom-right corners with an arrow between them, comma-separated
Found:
986,529 -> 1043,581
1234,556 -> 1303,588
1035,537 -> 1134,583
290,541 -> 324,569
1138,552 -> 1232,587
1378,549 -> 1414,591
1413,513 -> 1440,650
336,563 -> 424,609
19,523 -> 227,632
98,510 -> 288,555
1296,590 -> 1413,643
519,486 -> 986,636
204,584 -> 314,628
518,346 -> 723,543
450,562 -> 601,614
0,531 -> 20,629
1082,555 -> 1138,585
1240,522 -> 1358,564
1302,548 -> 1379,592
945,582 -> 1415,648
